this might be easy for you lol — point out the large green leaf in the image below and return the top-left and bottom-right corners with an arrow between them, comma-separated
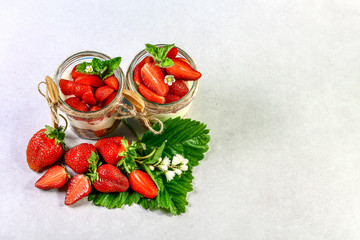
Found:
88,117 -> 210,215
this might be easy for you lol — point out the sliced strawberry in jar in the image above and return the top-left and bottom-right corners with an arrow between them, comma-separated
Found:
73,83 -> 94,98
166,47 -> 178,59
102,92 -> 117,107
160,67 -> 167,76
81,91 -> 97,106
71,65 -> 89,80
104,75 -> 119,91
141,62 -> 168,96
95,86 -> 115,103
133,56 -> 153,86
166,59 -> 201,80
176,57 -> 191,65
138,84 -> 165,104
75,75 -> 104,88
65,97 -> 89,111
89,105 -> 101,111
59,79 -> 75,95
165,94 -> 181,103
168,80 -> 189,97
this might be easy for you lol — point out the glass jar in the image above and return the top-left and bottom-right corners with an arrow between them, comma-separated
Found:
54,51 -> 125,140
126,45 -> 200,122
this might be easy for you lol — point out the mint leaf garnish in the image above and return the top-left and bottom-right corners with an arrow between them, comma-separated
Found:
76,57 -> 121,80
88,117 -> 210,215
145,43 -> 175,68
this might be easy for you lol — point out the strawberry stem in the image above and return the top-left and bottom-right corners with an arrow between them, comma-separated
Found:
134,148 -> 156,160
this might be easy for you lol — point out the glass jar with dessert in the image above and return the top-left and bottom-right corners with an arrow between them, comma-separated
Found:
54,51 -> 125,139
126,44 -> 202,122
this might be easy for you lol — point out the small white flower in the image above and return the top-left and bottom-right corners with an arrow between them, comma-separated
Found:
174,168 -> 182,176
165,170 -> 175,181
182,159 -> 189,165
149,166 -> 155,171
158,164 -> 168,172
171,154 -> 183,166
161,156 -> 171,166
180,164 -> 188,172
164,75 -> 175,86
85,65 -> 93,73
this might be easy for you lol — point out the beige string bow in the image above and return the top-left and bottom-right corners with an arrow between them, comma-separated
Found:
38,76 -> 60,128
115,90 -> 164,134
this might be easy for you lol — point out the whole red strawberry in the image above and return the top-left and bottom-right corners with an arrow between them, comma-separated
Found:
35,165 -> 70,189
95,137 -> 129,165
93,164 -> 129,193
65,143 -> 99,174
26,125 -> 66,172
65,174 -> 91,205
129,170 -> 157,199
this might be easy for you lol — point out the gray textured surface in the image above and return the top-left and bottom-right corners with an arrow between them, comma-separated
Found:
1,0 -> 360,239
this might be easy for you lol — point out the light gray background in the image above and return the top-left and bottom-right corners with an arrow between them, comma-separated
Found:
1,0 -> 360,239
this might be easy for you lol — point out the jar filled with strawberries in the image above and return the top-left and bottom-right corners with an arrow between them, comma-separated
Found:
54,51 -> 125,139
126,44 -> 202,122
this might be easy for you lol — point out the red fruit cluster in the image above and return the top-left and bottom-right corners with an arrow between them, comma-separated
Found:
133,46 -> 202,104
59,65 -> 119,112
32,137 -> 157,206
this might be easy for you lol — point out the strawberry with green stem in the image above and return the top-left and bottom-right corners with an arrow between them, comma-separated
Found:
26,124 -> 67,172
64,146 -> 101,205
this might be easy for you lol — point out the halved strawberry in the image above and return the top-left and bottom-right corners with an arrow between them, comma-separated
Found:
65,174 -> 91,205
75,75 -> 104,88
81,91 -> 97,106
176,57 -> 191,65
71,65 -> 89,80
95,86 -> 114,103
168,80 -> 189,97
73,83 -> 94,98
89,106 -> 101,111
166,59 -> 201,80
102,92 -> 117,107
166,47 -> 178,59
65,97 -> 89,111
165,94 -> 181,103
59,79 -> 75,95
138,84 -> 165,104
35,165 -> 70,190
133,56 -> 153,86
104,75 -> 119,91
141,62 -> 168,96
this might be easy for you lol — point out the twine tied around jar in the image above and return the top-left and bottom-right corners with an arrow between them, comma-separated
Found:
115,90 -> 164,134
38,76 -> 67,129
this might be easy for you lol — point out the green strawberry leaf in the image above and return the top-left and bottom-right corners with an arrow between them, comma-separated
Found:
142,141 -> 165,165
86,151 -> 101,183
145,43 -> 175,68
88,117 -> 210,215
76,57 -> 121,80
44,125 -> 66,149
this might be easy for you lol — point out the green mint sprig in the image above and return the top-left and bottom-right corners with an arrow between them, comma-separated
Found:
145,43 -> 175,68
76,57 -> 121,80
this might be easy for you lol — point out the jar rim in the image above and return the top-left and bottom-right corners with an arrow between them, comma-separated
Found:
54,51 -> 125,118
